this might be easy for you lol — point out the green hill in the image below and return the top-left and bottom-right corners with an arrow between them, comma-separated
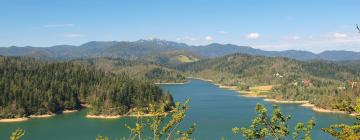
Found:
73,57 -> 186,83
0,56 -> 174,119
176,53 -> 360,111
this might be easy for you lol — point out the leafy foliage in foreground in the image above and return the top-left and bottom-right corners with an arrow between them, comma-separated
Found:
14,102 -> 360,140
0,56 -> 174,118
322,98 -> 360,139
96,99 -> 195,140
232,104 -> 315,140
9,128 -> 25,140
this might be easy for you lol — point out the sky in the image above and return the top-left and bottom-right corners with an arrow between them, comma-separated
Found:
0,0 -> 359,53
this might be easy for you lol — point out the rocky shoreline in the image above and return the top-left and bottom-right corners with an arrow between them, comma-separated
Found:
0,114 -> 55,123
155,82 -> 186,85
29,114 -> 56,118
86,112 -> 168,119
0,118 -> 29,123
0,109 -> 79,123
263,99 -> 309,104
86,114 -> 122,119
63,109 -> 79,114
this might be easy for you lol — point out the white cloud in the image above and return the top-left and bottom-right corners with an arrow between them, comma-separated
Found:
173,31 -> 360,52
251,32 -> 360,52
66,33 -> 83,38
205,36 -> 213,41
44,24 -> 75,28
245,33 -> 260,39
327,32 -> 360,44
332,32 -> 348,38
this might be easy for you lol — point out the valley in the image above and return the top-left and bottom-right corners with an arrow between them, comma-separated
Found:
2,1 -> 360,139
0,79 -> 356,140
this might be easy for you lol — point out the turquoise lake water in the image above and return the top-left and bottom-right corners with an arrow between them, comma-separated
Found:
0,79 -> 355,139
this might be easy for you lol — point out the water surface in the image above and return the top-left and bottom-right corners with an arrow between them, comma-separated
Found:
0,79 -> 354,139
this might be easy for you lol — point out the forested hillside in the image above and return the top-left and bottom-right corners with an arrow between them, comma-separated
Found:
176,53 -> 360,111
73,57 -> 186,83
337,60 -> 360,73
2,52 -> 360,119
0,56 -> 174,119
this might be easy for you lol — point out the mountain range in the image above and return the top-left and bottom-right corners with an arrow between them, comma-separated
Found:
1,39 -> 360,61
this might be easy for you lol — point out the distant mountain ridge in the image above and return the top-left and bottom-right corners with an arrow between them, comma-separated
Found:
1,39 -> 360,61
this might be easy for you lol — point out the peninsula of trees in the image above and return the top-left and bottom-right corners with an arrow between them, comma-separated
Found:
0,56 -> 174,119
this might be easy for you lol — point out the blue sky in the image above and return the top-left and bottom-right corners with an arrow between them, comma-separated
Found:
0,0 -> 359,52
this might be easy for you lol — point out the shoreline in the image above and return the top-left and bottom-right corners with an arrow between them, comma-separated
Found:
86,112 -> 168,119
81,104 -> 92,108
0,117 -> 29,123
63,110 -> 79,114
192,78 -> 359,117
0,110 -> 79,123
263,99 -> 309,104
237,91 -> 267,98
300,103 -> 315,107
301,103 -> 358,116
29,114 -> 56,118
217,85 -> 239,90
262,97 -> 358,116
311,107 -> 346,114
187,77 -> 213,82
2,78 -> 356,122
86,114 -> 122,119
155,82 -> 186,85
0,113 -> 55,123
264,99 -> 359,116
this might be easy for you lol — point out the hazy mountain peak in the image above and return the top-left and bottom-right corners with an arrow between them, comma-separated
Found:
135,38 -> 188,48
1,39 -> 360,61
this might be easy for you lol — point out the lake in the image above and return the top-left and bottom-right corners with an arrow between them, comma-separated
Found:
0,79 -> 355,139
